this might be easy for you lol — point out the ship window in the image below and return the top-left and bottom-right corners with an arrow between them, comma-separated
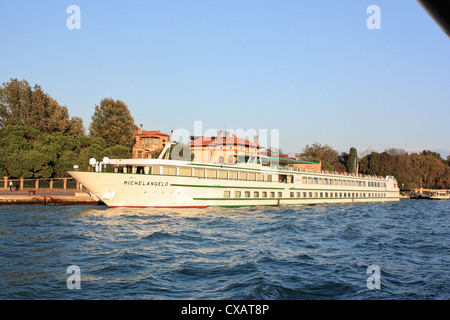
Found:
278,192 -> 283,198
218,170 -> 228,179
136,166 -> 145,174
308,177 -> 313,184
206,170 -> 217,179
254,191 -> 259,198
297,192 -> 301,197
179,167 -> 192,176
270,192 -> 275,198
256,173 -> 263,181
302,177 -> 307,184
224,191 -> 231,198
313,178 -> 318,184
248,172 -> 256,181
262,191 -> 267,198
245,191 -> 251,198
314,192 -> 318,198
163,167 -> 176,176
238,172 -> 247,181
290,192 -> 294,198
303,192 -> 307,197
320,192 -> 323,198
335,192 -> 338,198
325,192 -> 328,197
235,191 -> 241,198
149,166 -> 158,174
194,169 -> 205,178
324,178 -> 329,185
229,171 -> 238,180
319,178 -> 323,185
352,193 -> 355,198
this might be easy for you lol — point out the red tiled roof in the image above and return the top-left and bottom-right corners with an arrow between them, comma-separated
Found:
135,130 -> 169,138
189,136 -> 262,148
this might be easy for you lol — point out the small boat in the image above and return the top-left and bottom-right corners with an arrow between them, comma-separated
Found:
430,191 -> 450,200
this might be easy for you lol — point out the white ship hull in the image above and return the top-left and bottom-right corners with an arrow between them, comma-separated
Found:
68,158 -> 400,208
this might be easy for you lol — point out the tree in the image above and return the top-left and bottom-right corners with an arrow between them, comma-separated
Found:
0,125 -> 132,178
0,79 -> 85,136
89,98 -> 136,148
346,147 -> 358,174
299,142 -> 344,171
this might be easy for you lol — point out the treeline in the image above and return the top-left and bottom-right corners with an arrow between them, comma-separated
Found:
0,79 -> 136,178
1,79 -> 449,189
298,143 -> 450,190
0,126 -> 131,179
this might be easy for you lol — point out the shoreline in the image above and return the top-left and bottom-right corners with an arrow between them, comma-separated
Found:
0,191 -> 102,206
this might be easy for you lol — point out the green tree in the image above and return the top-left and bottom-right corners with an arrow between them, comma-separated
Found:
0,125 -> 132,178
0,79 -> 85,136
89,98 -> 136,148
299,142 -> 345,171
346,147 -> 358,174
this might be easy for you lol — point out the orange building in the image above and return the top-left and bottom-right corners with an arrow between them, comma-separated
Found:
189,130 -> 262,164
132,124 -> 170,159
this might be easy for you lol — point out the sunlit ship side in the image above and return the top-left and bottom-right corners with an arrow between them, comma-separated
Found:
67,152 -> 400,208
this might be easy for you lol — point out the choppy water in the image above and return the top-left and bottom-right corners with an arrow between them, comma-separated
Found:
0,200 -> 448,300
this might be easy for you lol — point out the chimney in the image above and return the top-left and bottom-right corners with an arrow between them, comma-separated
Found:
253,135 -> 258,144
225,130 -> 230,138
217,130 -> 222,139
139,124 -> 143,134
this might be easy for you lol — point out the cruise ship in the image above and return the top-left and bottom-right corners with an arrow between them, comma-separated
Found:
68,145 -> 400,208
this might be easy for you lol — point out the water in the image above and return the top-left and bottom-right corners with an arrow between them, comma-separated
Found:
0,200 -> 448,300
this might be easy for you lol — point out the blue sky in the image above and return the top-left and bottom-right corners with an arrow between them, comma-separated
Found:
1,0 -> 449,157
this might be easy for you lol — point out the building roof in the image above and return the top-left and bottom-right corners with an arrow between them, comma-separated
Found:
135,130 -> 169,138
189,136 -> 262,148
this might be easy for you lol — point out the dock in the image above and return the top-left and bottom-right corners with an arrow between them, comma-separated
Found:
0,190 -> 103,206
